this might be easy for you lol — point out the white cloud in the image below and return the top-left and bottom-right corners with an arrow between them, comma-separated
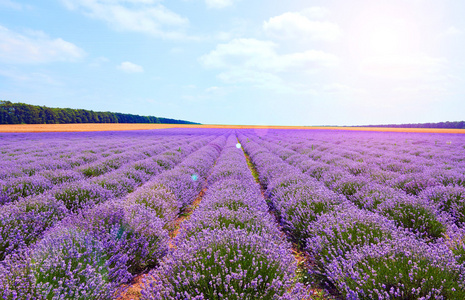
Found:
117,61 -> 144,73
323,83 -> 366,95
0,0 -> 31,10
301,7 -> 330,19
205,0 -> 237,9
61,0 -> 189,39
170,47 -> 184,54
393,85 -> 448,96
205,86 -> 220,92
263,11 -> 340,41
200,38 -> 338,71
360,54 -> 446,80
445,26 -> 461,36
200,38 -> 338,93
0,25 -> 85,64
0,68 -> 62,86
217,69 -> 289,91
88,56 -> 109,67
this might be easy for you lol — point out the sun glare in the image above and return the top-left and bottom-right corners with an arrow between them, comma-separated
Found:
347,7 -> 424,79
368,26 -> 403,56
348,6 -> 419,61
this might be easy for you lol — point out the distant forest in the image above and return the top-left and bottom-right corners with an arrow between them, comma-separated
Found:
0,101 -> 199,125
360,121 -> 465,129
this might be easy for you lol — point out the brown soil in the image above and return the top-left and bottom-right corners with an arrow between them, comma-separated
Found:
117,273 -> 147,300
1,123 -> 464,134
169,188 -> 205,240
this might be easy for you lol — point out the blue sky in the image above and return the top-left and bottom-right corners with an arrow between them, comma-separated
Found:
0,0 -> 464,126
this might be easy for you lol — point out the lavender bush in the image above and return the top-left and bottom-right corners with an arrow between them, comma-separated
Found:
376,195 -> 449,240
306,207 -> 401,268
0,175 -> 53,204
421,185 -> 465,225
329,175 -> 369,197
446,226 -> 465,264
178,207 -> 281,240
389,172 -> 440,196
39,169 -> 85,185
52,181 -> 114,212
267,175 -> 346,244
325,236 -> 465,299
126,184 -> 178,222
141,228 -> 306,300
349,183 -> 406,211
66,200 -> 169,274
198,179 -> 268,212
0,226 -> 128,299
0,194 -> 68,260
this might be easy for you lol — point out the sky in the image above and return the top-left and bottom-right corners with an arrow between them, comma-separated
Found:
0,0 -> 464,126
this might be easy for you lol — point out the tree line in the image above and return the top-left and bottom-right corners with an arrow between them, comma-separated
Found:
0,101 -> 199,125
360,121 -> 465,129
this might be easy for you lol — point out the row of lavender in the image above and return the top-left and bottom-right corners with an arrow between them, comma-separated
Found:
141,134 -> 309,299
0,130 -> 213,204
0,129 -> 229,298
0,131 -> 171,181
247,130 -> 465,237
0,130 -> 219,262
238,130 -> 465,299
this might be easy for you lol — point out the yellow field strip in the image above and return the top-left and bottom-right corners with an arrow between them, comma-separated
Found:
0,123 -> 464,134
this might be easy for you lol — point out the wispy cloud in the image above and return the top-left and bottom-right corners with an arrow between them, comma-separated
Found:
263,9 -> 340,42
360,54 -> 447,80
300,7 -> 330,19
0,0 -> 31,10
200,38 -> 338,71
205,0 -> 238,9
117,61 -> 144,73
322,83 -> 367,95
444,26 -> 461,36
88,56 -> 109,67
0,25 -> 85,64
61,0 -> 190,39
200,38 -> 338,92
0,67 -> 63,88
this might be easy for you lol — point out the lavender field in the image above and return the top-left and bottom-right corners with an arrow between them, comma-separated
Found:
1,128 -> 465,299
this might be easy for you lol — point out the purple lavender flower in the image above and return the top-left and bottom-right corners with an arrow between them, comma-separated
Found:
0,226 -> 128,299
178,207 -> 282,241
1,175 -> 53,204
445,225 -> 465,264
126,184 -> 178,222
39,169 -> 85,185
52,181 -> 114,212
65,200 -> 169,274
269,180 -> 348,244
198,179 -> 268,213
0,194 -> 68,260
141,228 -> 307,300
349,183 -> 407,211
388,172 -> 440,196
325,235 -> 465,299
376,194 -> 450,240
328,175 -> 369,197
420,185 -> 465,225
132,159 -> 164,176
305,206 -> 401,267
91,171 -> 138,198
